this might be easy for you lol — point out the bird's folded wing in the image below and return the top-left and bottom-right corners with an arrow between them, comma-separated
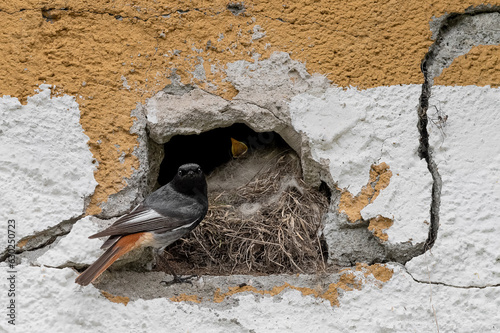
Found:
89,205 -> 198,238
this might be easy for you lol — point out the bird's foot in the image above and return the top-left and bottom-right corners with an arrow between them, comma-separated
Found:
160,274 -> 198,286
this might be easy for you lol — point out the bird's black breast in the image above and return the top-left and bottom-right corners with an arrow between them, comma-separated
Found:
144,183 -> 208,222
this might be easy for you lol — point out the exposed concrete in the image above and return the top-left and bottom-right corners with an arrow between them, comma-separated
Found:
145,52 -> 330,186
428,10 -> 500,84
322,210 -> 387,266
289,85 -> 432,266
94,270 -> 341,303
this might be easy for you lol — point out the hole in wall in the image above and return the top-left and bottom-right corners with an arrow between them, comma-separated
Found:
158,123 -> 285,185
156,123 -> 330,275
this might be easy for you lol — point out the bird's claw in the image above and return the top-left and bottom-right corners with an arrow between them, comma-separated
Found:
160,275 -> 198,286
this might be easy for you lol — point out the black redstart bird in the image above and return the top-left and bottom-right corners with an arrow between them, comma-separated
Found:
75,163 -> 208,286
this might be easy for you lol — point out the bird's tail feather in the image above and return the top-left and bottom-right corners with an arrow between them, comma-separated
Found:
75,233 -> 145,286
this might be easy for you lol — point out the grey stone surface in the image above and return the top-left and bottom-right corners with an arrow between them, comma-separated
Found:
144,52 -> 331,187
428,11 -> 500,83
322,206 -> 387,266
94,270 -> 341,305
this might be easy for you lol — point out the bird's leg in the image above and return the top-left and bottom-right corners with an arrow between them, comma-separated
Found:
157,248 -> 197,286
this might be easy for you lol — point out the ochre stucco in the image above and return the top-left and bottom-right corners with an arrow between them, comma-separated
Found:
435,45 -> 500,87
338,163 -> 394,241
100,290 -> 130,306
0,1 -> 498,211
338,163 -> 392,222
170,293 -> 202,303
368,216 -> 394,242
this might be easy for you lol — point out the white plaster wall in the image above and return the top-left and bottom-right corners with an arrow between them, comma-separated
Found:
334,265 -> 500,333
289,85 -> 432,245
37,216 -> 111,267
406,86 -> 500,287
0,85 -> 97,242
4,263 -> 499,333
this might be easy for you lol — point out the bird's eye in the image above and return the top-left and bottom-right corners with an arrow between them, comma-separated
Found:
178,170 -> 183,176
197,167 -> 201,173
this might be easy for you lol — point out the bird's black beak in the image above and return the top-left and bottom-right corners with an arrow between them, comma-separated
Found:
188,170 -> 195,176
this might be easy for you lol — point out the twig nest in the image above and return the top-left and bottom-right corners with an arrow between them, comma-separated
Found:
164,147 -> 329,275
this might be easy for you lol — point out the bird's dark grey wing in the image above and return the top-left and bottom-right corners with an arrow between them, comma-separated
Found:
89,202 -> 202,239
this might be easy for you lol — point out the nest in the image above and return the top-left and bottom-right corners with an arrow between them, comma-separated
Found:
163,148 -> 329,275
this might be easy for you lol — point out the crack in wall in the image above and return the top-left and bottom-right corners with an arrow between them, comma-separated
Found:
417,61 -> 442,251
417,8 -> 500,251
403,265 -> 500,289
0,214 -> 84,262
243,100 -> 285,124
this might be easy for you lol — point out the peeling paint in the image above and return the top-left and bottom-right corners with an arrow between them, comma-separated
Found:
355,263 -> 394,283
211,264 -> 393,307
338,162 -> 392,223
1,1 -> 499,331
367,216 -> 394,242
435,45 -> 500,87
1,1 -> 499,212
170,294 -> 202,303
101,290 -> 130,306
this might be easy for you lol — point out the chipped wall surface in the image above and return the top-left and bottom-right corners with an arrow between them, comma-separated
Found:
0,85 -> 97,244
406,86 -> 500,287
435,45 -> 500,86
1,0 -> 499,215
3,263 -> 499,332
1,0 -> 500,332
37,216 -> 112,268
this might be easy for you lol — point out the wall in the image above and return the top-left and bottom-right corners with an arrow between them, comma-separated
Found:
1,1 -> 499,332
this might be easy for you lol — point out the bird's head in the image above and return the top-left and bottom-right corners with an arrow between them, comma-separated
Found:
171,163 -> 207,196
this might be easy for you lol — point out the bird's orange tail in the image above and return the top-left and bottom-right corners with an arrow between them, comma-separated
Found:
75,232 -> 147,286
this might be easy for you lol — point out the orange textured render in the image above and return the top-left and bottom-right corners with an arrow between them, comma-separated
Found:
435,45 -> 500,87
339,163 -> 392,222
100,291 -> 130,306
0,1 -> 498,212
338,163 -> 394,241
367,216 -> 394,242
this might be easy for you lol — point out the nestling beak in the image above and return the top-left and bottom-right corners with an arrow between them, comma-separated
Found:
231,137 -> 248,158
